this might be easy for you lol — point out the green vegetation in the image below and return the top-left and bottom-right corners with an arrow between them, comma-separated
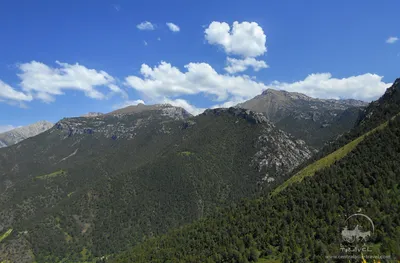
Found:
273,117 -> 391,195
112,115 -> 400,263
299,79 -> 400,171
0,229 -> 13,243
178,151 -> 194,156
0,109 -> 309,262
1,81 -> 399,262
34,169 -> 66,180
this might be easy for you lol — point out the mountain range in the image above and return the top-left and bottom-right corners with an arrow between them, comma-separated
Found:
0,121 -> 53,148
113,79 -> 400,263
0,84 -> 397,263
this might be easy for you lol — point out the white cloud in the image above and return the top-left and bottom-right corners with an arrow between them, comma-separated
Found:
112,99 -> 145,109
270,73 -> 391,101
157,37 -> 161,41
144,40 -> 148,46
125,61 -> 390,103
18,61 -> 124,102
0,80 -> 32,102
162,98 -> 205,115
125,61 -> 267,102
166,22 -> 180,32
225,57 -> 268,74
205,21 -> 267,57
386,36 -> 398,44
137,21 -> 155,31
0,125 -> 17,133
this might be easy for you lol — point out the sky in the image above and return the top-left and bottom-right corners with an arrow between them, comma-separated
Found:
0,0 -> 399,132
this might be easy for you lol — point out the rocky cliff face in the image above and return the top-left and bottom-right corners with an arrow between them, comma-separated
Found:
202,107 -> 313,184
0,121 -> 53,148
202,107 -> 268,124
80,112 -> 104,118
108,103 -> 192,120
54,104 -> 192,141
237,89 -> 367,149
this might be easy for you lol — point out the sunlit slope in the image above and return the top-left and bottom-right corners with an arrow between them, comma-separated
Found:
272,114 -> 397,196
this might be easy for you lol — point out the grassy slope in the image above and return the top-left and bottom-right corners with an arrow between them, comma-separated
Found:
34,169 -> 66,180
272,115 -> 395,196
0,230 -> 12,243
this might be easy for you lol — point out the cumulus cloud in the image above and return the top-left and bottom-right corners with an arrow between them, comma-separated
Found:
137,21 -> 155,31
225,57 -> 268,74
386,36 -> 398,44
166,22 -> 180,32
0,80 -> 32,102
270,73 -> 391,101
125,61 -> 390,103
0,125 -> 17,133
18,61 -> 124,102
125,61 -> 267,102
205,21 -> 267,57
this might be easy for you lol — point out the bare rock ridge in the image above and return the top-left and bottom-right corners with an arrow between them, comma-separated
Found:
53,104 -> 193,141
240,88 -> 368,122
0,121 -> 53,148
237,88 -> 368,148
203,107 -> 268,124
107,103 -> 192,119
81,112 -> 104,118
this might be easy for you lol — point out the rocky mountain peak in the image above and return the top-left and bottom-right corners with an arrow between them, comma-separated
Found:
383,77 -> 400,97
81,112 -> 104,118
107,103 -> 192,120
237,89 -> 368,149
203,107 -> 269,124
261,88 -> 312,101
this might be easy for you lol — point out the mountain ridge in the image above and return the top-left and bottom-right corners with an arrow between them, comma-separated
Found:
0,104 -> 312,263
0,121 -> 53,148
237,88 -> 368,149
111,78 -> 400,263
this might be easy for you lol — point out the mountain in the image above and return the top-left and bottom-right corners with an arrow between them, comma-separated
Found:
81,112 -> 104,118
237,89 -> 368,149
355,78 -> 400,135
107,103 -> 192,119
112,80 -> 400,263
0,121 -> 53,148
0,105 -> 312,262
299,78 -> 400,170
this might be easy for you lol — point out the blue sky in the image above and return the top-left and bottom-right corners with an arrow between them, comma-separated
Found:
0,0 -> 399,131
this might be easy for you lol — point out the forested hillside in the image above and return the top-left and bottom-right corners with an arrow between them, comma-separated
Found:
302,78 -> 400,169
0,106 -> 312,263
113,111 -> 400,263
112,81 -> 400,263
